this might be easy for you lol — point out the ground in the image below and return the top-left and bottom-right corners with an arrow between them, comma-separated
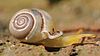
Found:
0,31 -> 100,56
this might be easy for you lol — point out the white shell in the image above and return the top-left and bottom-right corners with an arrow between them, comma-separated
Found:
9,8 -> 63,43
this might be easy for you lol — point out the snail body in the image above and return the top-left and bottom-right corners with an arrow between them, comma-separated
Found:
9,8 -> 63,43
9,8 -> 96,47
40,34 -> 96,47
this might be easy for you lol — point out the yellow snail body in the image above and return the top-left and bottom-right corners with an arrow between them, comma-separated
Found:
9,8 -> 96,47
9,8 -> 63,43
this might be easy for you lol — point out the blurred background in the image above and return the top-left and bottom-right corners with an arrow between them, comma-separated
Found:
0,0 -> 100,33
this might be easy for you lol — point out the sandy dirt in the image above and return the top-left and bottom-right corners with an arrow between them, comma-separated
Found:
0,31 -> 100,56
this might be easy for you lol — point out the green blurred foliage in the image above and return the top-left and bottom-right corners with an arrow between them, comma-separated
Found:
48,0 -> 62,5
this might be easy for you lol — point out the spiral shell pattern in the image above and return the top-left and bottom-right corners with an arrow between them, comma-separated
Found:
9,9 -> 34,39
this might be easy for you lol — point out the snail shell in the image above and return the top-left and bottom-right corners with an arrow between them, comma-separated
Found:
9,8 -> 63,43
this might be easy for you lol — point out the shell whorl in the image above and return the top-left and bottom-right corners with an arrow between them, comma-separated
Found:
9,9 -> 35,39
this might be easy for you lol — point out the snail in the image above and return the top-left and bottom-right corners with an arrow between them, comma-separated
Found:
9,8 -> 63,43
9,8 -> 96,47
